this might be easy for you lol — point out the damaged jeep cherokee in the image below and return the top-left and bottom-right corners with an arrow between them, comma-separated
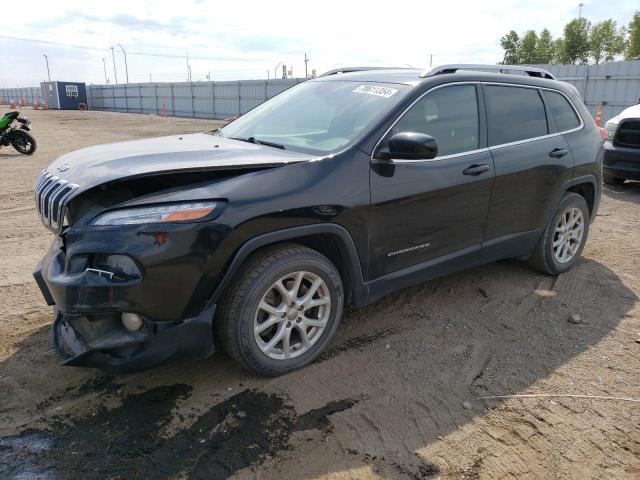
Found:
33,65 -> 603,376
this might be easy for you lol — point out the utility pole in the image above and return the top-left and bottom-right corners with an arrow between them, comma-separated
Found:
117,44 -> 129,83
110,46 -> 118,84
266,70 -> 270,79
149,73 -> 152,82
188,65 -> 193,83
304,53 -> 309,78
185,50 -> 191,82
102,58 -> 109,83
282,65 -> 287,79
43,54 -> 51,82
429,54 -> 433,67
578,2 -> 584,19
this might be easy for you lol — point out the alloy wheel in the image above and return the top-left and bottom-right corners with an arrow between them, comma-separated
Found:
552,207 -> 584,264
253,271 -> 331,360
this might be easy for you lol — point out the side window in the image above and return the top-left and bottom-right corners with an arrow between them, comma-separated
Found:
485,86 -> 548,146
391,85 -> 478,157
543,90 -> 581,131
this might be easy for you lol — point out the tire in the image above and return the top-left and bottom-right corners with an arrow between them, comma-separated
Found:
217,243 -> 344,376
528,192 -> 590,275
10,130 -> 37,155
603,173 -> 625,185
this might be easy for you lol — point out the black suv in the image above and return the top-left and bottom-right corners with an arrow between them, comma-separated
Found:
33,65 -> 603,376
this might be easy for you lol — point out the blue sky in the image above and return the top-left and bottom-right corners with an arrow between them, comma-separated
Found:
0,0 -> 638,87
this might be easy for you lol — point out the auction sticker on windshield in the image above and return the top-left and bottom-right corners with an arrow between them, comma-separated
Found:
352,85 -> 399,98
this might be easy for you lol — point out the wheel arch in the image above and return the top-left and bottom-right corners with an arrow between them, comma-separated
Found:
546,175 -> 600,224
211,224 -> 369,307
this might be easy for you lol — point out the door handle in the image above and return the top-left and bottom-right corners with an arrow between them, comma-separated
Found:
463,164 -> 490,176
549,147 -> 569,158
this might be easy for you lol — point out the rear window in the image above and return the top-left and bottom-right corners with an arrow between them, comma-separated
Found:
543,90 -> 581,131
485,86 -> 548,146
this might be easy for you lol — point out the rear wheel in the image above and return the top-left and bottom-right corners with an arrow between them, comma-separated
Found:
218,244 -> 343,376
10,130 -> 37,155
603,173 -> 625,185
528,192 -> 590,275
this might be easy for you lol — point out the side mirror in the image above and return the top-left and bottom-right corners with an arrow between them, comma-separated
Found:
380,131 -> 438,161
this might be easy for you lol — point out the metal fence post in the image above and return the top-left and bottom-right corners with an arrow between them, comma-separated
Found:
154,83 -> 159,115
237,80 -> 241,116
190,80 -> 195,117
170,83 -> 175,116
211,81 -> 215,119
139,84 -> 143,113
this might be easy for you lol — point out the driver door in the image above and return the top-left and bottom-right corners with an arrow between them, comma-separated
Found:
369,83 -> 494,280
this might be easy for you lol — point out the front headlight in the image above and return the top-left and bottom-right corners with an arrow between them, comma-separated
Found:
604,122 -> 618,141
91,201 -> 218,226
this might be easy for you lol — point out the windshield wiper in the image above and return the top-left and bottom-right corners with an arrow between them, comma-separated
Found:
229,136 -> 286,150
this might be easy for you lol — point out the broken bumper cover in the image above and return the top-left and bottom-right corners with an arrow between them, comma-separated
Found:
50,306 -> 215,373
33,231 -> 221,373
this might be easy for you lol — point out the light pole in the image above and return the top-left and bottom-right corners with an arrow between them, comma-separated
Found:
43,54 -> 51,82
110,46 -> 118,84
102,58 -> 109,83
304,53 -> 309,78
578,2 -> 584,19
274,62 -> 283,79
117,44 -> 129,83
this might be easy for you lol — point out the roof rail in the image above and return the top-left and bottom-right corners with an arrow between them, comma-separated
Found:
420,64 -> 556,80
319,66 -> 412,77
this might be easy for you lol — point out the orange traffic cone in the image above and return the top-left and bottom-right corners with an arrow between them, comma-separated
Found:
33,102 -> 39,110
41,103 -> 48,110
162,100 -> 168,118
20,97 -> 26,107
594,105 -> 603,127
9,101 -> 16,109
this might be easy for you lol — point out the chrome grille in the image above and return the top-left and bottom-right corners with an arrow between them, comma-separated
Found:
34,170 -> 79,232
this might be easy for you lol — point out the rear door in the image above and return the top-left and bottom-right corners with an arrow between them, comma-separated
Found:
482,84 -> 575,255
369,83 -> 494,279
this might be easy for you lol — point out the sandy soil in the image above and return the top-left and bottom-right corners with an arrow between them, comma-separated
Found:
0,109 -> 639,480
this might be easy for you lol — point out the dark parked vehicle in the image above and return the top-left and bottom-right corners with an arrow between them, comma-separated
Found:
33,64 -> 603,375
603,104 -> 640,184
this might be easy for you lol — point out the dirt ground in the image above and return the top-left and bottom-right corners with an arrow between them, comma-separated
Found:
0,109 -> 639,480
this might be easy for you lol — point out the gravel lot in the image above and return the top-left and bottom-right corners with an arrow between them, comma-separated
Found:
1,109 -> 639,479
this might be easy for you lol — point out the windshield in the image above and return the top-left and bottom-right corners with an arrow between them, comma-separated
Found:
219,80 -> 409,155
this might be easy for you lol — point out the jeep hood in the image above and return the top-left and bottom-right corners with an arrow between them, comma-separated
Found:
46,133 -> 315,192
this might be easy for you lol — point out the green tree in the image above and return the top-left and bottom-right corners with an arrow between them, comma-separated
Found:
537,29 -> 556,64
520,30 -> 539,63
590,19 -> 626,64
500,30 -> 521,64
553,38 -> 565,64
560,18 -> 591,64
627,11 -> 640,59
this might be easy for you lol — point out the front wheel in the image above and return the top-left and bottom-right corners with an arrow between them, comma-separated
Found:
10,130 -> 37,155
218,244 -> 344,376
528,192 -> 590,275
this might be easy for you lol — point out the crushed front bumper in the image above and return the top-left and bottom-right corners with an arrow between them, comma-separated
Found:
33,228 -> 222,373
49,306 -> 215,373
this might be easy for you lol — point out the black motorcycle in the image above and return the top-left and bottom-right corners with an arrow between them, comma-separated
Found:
0,111 -> 37,155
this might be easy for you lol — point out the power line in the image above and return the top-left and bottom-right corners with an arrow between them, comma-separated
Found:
0,34 -> 266,62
